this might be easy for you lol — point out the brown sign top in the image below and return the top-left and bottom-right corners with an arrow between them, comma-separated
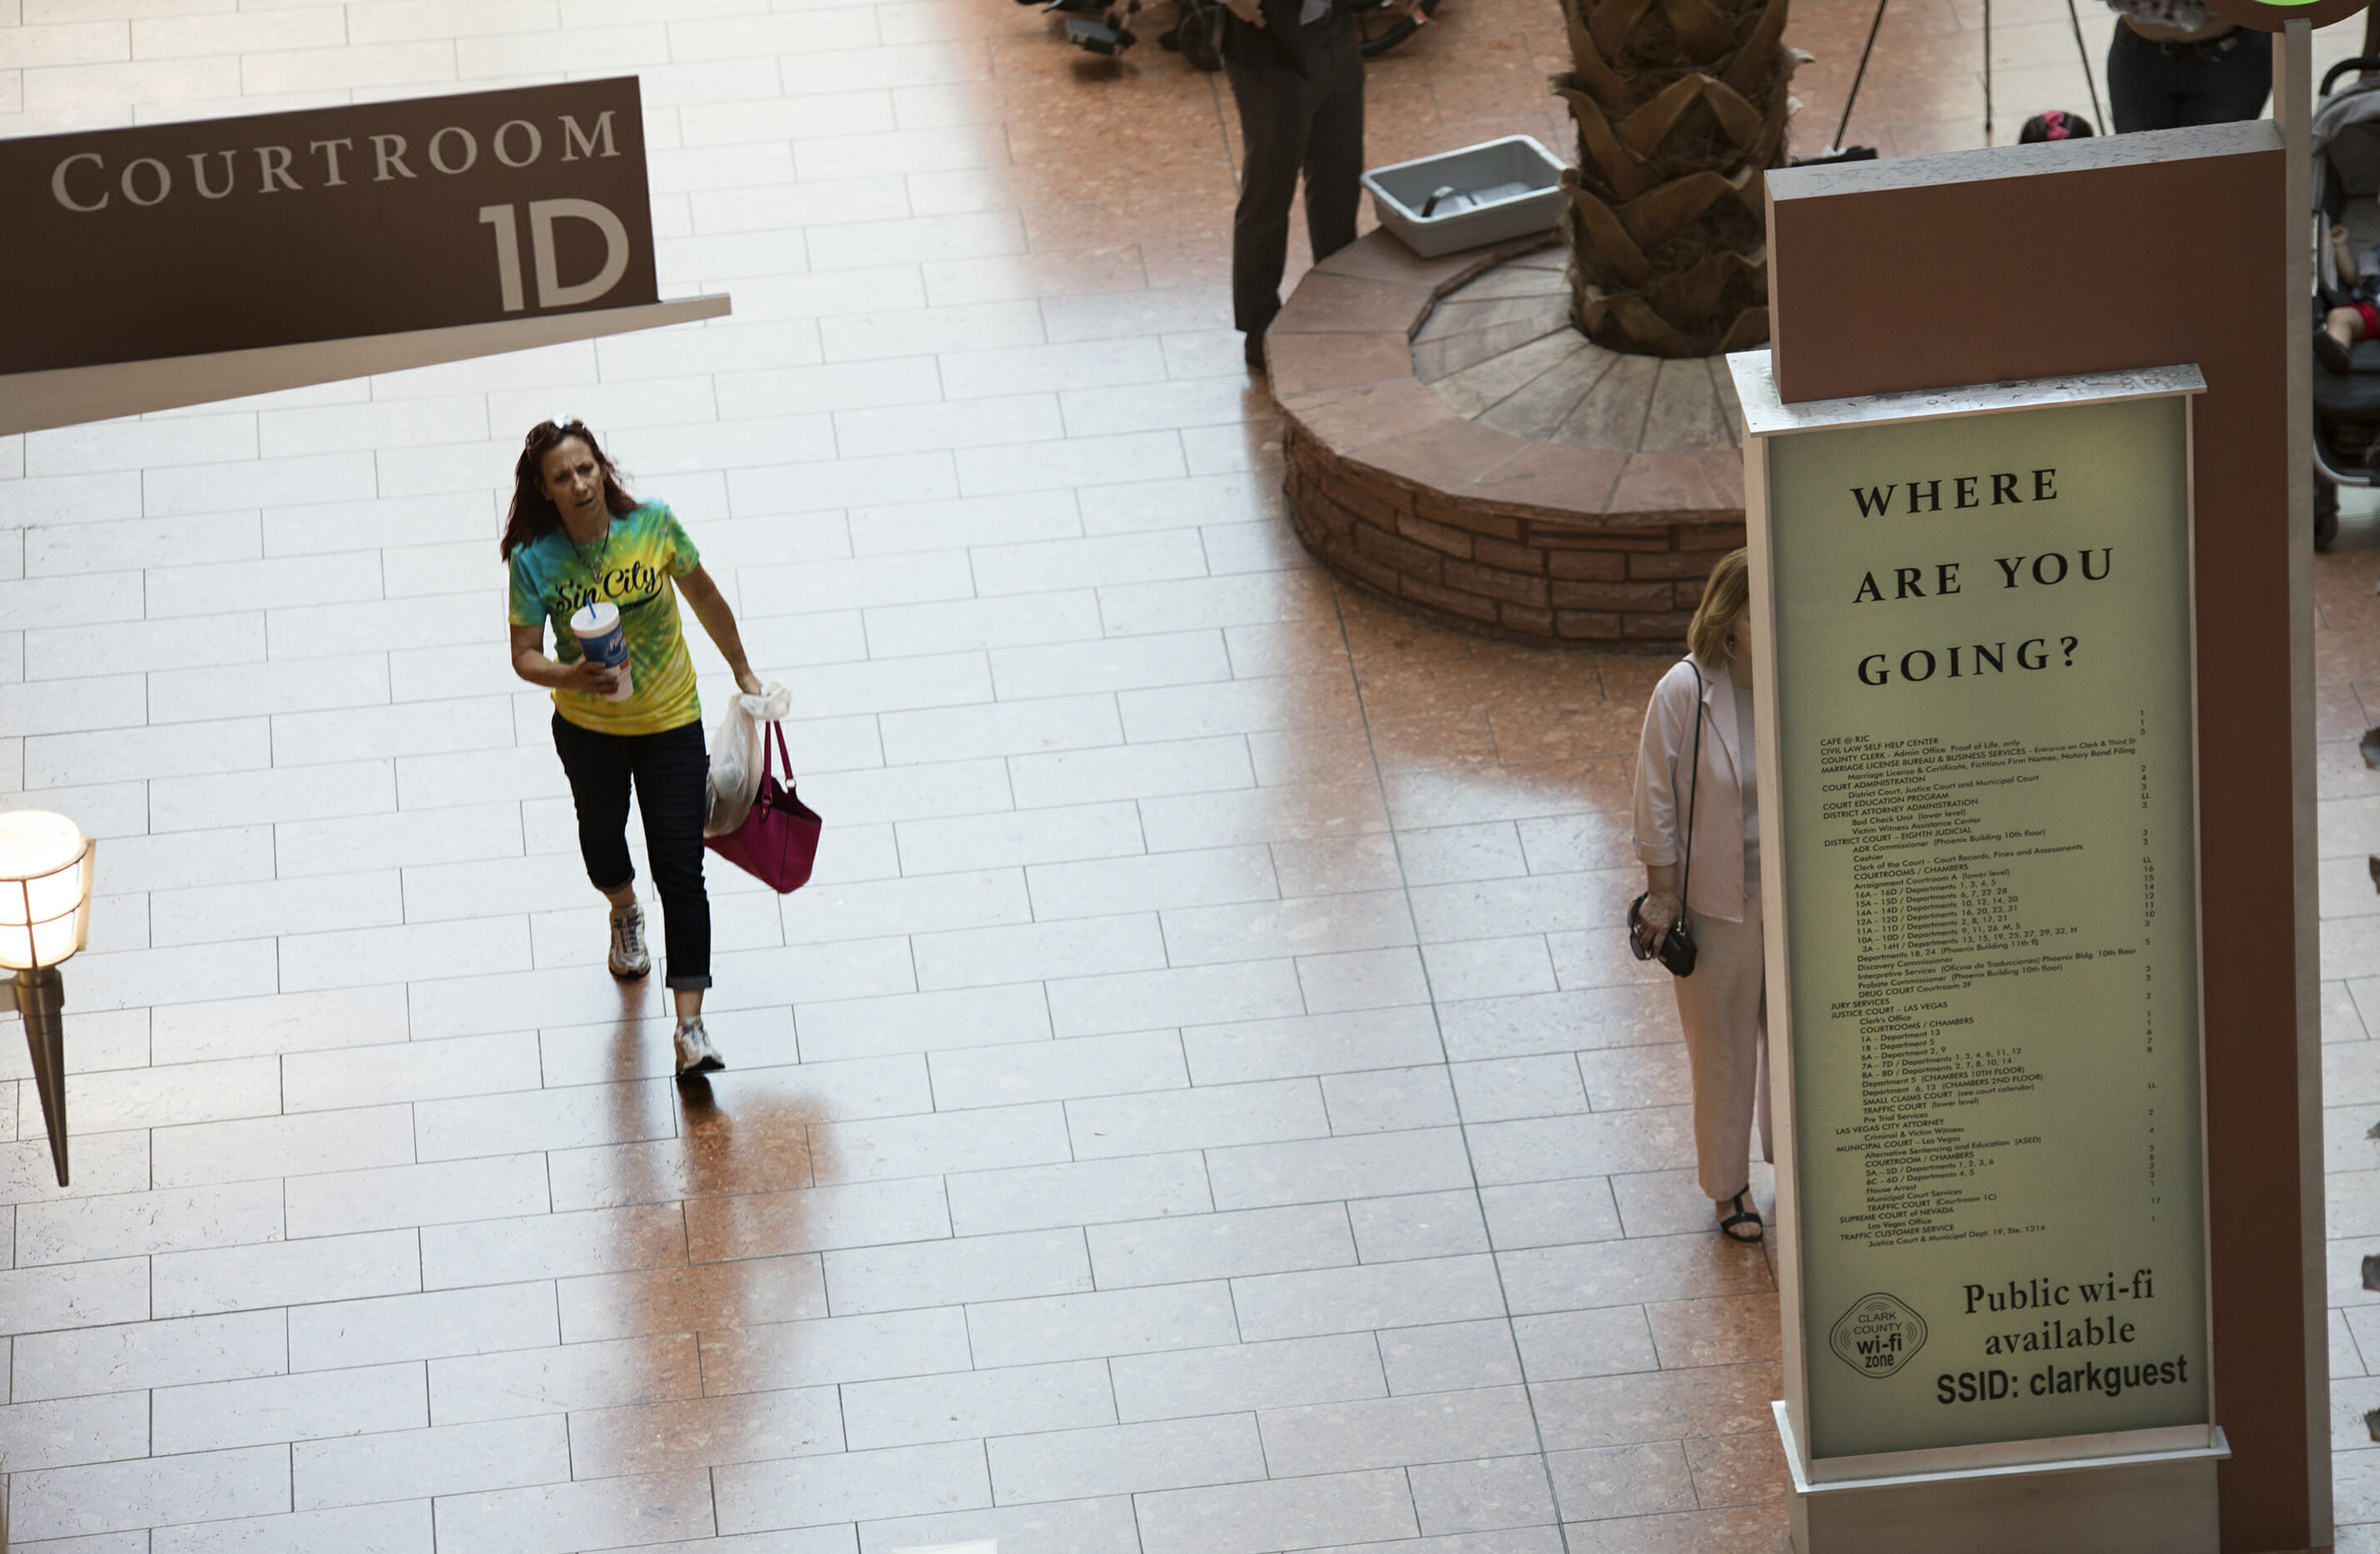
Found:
0,77 -> 659,377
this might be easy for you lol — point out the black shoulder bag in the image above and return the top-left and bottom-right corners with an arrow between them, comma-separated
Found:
1628,661 -> 1702,977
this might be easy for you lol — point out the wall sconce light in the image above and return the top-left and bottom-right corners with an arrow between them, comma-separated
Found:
0,811 -> 96,1187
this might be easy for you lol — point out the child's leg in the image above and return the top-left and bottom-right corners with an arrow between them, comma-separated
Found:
2319,303 -> 2371,374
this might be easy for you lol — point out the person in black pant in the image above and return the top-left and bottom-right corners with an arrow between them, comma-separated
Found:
1220,0 -> 1409,370
2103,0 -> 2270,132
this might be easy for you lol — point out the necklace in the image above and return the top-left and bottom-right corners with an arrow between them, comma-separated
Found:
569,515 -> 612,588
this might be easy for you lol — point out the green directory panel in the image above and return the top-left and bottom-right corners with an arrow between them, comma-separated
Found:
1765,390 -> 2208,1461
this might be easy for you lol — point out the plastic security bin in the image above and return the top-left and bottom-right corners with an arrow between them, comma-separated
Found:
1362,136 -> 1568,259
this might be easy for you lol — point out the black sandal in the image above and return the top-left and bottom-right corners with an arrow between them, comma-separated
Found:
1718,1189 -> 1763,1243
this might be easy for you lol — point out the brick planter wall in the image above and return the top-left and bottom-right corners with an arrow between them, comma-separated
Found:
1268,233 -> 1747,652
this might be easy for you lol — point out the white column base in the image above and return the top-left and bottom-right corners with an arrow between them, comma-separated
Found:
1776,1402 -> 2229,1554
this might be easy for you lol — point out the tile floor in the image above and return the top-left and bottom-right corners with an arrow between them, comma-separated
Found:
2,0 -> 2378,1550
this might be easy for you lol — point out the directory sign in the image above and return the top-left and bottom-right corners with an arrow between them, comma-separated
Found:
1747,368 -> 2210,1462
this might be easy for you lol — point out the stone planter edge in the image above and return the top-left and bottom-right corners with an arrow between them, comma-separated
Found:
1270,229 -> 1749,653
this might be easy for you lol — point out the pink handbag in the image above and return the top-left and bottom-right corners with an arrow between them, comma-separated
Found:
705,721 -> 821,893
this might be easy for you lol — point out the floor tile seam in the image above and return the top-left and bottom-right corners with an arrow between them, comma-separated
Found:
1311,576 -> 1585,1550
970,1452 -> 1460,1510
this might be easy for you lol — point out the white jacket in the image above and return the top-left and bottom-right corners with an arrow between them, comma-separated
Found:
1631,654 -> 1750,923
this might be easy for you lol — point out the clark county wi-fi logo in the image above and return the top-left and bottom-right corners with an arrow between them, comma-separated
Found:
1830,1293 -> 1928,1378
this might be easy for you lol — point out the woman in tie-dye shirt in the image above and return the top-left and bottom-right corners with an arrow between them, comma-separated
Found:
503,418 -> 763,1076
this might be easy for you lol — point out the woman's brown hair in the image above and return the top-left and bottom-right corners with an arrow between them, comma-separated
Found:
500,419 -> 638,560
1686,548 -> 1750,666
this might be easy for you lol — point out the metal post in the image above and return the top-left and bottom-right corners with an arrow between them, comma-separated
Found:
2275,14 -> 2328,1548
2063,0 -> 2106,132
1832,0 -> 1892,154
1983,0 -> 1994,145
12,968 -> 67,1187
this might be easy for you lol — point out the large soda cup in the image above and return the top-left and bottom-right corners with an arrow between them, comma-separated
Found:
568,601 -> 634,702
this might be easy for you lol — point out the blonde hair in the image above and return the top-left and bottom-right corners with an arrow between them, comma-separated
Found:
1687,548 -> 1749,666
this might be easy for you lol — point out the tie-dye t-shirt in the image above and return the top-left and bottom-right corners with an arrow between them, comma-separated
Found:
508,502 -> 703,737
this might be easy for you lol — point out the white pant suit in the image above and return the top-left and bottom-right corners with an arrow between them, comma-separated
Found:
1631,654 -> 1773,1201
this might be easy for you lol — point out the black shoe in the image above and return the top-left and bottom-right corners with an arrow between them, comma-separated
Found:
2318,329 -> 2353,375
1244,329 -> 1267,372
1717,1188 -> 1763,1242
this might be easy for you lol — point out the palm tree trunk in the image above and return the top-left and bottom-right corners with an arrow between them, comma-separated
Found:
1551,0 -> 1799,356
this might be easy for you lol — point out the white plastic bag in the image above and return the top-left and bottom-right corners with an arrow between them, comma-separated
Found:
704,681 -> 791,837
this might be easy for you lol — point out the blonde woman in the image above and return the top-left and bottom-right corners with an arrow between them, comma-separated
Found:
1631,549 -> 1773,1241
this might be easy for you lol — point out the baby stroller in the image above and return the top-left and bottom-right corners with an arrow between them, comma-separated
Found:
2312,57 -> 2380,551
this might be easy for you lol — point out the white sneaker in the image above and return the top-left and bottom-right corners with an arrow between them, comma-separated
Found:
673,1018 -> 726,1076
607,904 -> 651,980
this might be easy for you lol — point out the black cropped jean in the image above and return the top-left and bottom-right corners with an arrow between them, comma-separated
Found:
550,714 -> 712,991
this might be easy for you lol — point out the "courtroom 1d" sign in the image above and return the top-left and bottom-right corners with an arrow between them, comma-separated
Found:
1737,362 -> 2214,1470
0,77 -> 660,376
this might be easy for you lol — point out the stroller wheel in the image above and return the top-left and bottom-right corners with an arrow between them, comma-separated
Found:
1174,0 -> 1222,67
2318,475 -> 2341,552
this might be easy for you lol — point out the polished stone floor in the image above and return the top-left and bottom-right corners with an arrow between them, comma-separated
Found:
2,0 -> 2378,1551
2308,496 -> 2380,1554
